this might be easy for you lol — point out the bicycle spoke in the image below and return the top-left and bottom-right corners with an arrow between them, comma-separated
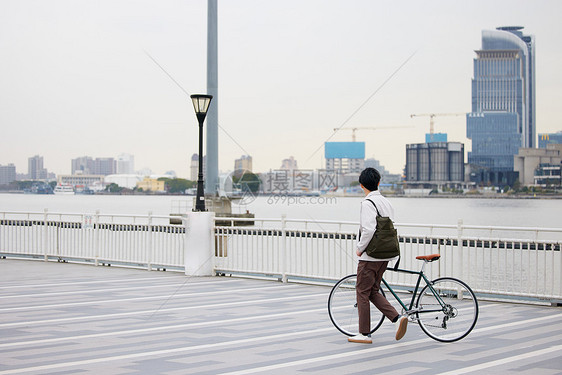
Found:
416,277 -> 479,342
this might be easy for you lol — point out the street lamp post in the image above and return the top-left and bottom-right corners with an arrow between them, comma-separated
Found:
190,94 -> 213,212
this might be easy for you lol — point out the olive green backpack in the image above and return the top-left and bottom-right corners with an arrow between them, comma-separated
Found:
364,199 -> 400,266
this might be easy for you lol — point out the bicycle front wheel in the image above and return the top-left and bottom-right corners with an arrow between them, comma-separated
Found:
327,274 -> 385,336
416,277 -> 479,342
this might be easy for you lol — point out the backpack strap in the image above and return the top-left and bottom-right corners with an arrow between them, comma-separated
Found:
358,199 -> 380,241
367,199 -> 401,271
366,199 -> 380,217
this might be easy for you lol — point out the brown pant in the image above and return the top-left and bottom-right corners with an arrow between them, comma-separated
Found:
356,261 -> 399,334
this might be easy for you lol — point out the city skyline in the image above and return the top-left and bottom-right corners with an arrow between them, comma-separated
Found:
1,1 -> 561,177
3,151 -> 404,183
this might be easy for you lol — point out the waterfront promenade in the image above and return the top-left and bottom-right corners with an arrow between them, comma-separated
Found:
1,259 -> 561,374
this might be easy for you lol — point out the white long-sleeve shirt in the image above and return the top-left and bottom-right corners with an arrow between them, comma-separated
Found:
356,190 -> 399,263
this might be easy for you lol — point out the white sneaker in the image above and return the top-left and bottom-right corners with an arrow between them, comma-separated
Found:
348,334 -> 372,344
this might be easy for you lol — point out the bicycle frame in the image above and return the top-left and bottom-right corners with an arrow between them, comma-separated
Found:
381,262 -> 447,315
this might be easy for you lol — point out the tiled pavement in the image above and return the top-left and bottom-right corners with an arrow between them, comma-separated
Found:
0,259 -> 561,375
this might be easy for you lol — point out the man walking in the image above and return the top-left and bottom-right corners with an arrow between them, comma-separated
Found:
348,168 -> 408,344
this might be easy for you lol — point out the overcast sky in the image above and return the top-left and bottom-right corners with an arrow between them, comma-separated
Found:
1,0 -> 561,177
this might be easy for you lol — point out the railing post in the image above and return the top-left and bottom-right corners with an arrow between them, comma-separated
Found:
281,214 -> 287,283
534,229 -> 539,242
94,210 -> 100,266
457,219 -> 464,298
43,208 -> 48,261
147,211 -> 153,271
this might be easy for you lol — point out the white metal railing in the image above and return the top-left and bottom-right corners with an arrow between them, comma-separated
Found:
0,210 -> 185,270
214,216 -> 562,303
1,210 -> 561,304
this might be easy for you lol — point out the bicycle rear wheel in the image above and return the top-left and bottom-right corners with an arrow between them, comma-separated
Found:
416,277 -> 478,342
327,274 -> 385,336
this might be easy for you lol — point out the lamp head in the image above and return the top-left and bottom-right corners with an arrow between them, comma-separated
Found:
190,94 -> 213,123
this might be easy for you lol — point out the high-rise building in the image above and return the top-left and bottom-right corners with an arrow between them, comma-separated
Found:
235,155 -> 253,172
364,159 -> 402,184
28,155 -> 48,180
0,164 -> 16,185
190,154 -> 198,181
280,156 -> 298,171
405,142 -> 464,183
93,158 -> 116,176
467,26 -> 535,186
72,155 -> 130,175
538,132 -> 562,148
71,156 -> 95,175
190,154 -> 206,182
116,154 -> 135,174
325,142 -> 365,173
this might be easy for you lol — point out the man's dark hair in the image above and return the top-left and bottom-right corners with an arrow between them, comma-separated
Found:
359,168 -> 381,191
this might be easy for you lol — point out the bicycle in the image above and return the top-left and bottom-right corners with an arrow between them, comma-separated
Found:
328,254 -> 479,342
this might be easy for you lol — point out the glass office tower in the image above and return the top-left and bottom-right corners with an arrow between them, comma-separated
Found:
467,26 -> 535,185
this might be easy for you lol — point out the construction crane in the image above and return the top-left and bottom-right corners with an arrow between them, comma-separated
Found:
333,126 -> 413,142
410,113 -> 466,141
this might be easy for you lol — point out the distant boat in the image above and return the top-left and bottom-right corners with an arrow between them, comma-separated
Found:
75,185 -> 94,195
24,183 -> 54,194
54,184 -> 75,195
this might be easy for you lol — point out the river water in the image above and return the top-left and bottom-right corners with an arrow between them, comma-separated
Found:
1,193 -> 560,229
